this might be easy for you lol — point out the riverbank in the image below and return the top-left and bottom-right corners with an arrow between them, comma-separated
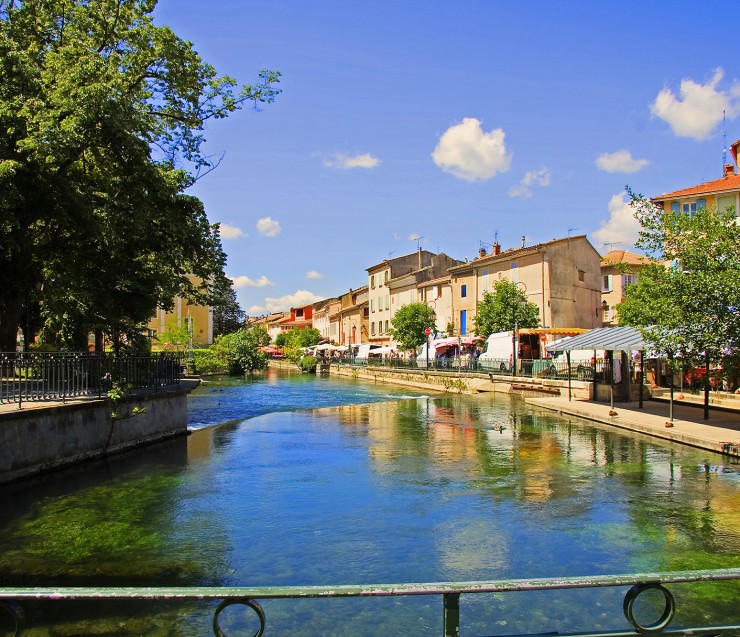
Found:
277,361 -> 740,459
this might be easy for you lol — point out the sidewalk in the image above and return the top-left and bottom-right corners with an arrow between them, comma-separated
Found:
525,395 -> 740,458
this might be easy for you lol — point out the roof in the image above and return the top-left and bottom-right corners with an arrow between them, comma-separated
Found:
418,274 -> 452,288
448,235 -> 593,273
652,172 -> 740,201
600,250 -> 650,267
546,326 -> 645,352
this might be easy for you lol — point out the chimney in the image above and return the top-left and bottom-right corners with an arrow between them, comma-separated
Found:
521,235 -> 526,248
724,163 -> 735,177
493,241 -> 501,256
479,247 -> 486,257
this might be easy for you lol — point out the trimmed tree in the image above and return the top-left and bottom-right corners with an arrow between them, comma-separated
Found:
474,279 -> 539,338
389,302 -> 437,352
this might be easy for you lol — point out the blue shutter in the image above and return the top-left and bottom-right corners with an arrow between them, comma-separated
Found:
696,199 -> 706,210
460,310 -> 467,335
671,202 -> 680,215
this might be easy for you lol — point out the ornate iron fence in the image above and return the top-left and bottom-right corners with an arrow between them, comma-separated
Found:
0,352 -> 181,407
0,569 -> 738,636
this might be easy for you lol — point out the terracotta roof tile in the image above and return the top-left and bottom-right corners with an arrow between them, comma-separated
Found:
652,172 -> 740,201
600,250 -> 649,266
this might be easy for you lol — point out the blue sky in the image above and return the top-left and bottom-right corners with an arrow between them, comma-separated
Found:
153,1 -> 740,316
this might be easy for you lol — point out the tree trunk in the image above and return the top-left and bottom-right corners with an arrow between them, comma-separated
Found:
0,296 -> 24,352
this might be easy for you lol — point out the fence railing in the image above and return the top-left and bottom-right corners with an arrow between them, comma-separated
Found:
323,355 -> 615,382
0,352 -> 181,407
0,568 -> 738,637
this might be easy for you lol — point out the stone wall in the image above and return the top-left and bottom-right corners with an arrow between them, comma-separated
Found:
0,380 -> 198,484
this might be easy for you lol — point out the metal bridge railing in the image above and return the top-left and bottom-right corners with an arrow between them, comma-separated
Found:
1,569 -> 738,637
0,352 -> 181,407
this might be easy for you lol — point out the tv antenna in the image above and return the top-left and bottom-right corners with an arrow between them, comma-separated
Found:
723,109 -> 727,170
567,226 -> 578,237
604,241 -> 622,251
412,235 -> 424,251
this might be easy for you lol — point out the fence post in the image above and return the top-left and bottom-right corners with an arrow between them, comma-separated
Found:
442,593 -> 460,637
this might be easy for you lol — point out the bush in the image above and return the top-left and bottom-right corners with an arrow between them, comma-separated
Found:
299,355 -> 318,373
192,348 -> 228,375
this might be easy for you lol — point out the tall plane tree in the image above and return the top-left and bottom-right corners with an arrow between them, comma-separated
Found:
0,0 -> 280,351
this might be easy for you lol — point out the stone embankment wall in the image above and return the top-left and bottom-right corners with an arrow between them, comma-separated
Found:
324,363 -> 592,398
0,380 -> 198,485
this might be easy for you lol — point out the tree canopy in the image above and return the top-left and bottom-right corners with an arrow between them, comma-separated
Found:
617,188 -> 740,373
389,302 -> 437,351
0,0 -> 280,351
474,279 -> 539,338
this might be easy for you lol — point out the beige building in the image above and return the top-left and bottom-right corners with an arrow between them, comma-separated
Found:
148,294 -> 213,348
312,297 -> 341,342
366,250 -> 436,346
447,235 -> 603,333
334,286 -> 369,346
651,139 -> 740,219
600,250 -> 651,326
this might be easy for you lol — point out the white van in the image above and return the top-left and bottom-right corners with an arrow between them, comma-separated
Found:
477,331 -> 514,371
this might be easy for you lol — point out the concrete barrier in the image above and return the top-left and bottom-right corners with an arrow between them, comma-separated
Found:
0,379 -> 198,484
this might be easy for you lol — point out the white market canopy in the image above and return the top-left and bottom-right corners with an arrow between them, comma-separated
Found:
546,326 -> 646,352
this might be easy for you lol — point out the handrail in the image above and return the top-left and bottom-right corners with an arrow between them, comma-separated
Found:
1,568 -> 739,637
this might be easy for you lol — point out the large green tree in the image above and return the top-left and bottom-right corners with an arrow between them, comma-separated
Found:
618,188 -> 740,378
389,302 -> 437,352
0,0 -> 280,351
474,279 -> 539,338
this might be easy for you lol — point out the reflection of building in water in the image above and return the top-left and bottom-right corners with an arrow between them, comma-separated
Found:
187,426 -> 215,462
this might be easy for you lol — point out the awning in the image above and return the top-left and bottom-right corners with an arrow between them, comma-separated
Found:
546,326 -> 646,352
519,327 -> 590,337
432,336 -> 483,350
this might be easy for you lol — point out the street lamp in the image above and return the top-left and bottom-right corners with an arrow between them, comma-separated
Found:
424,299 -> 436,368
511,282 -> 527,377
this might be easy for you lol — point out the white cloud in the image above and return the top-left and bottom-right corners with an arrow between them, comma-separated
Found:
265,290 -> 324,313
432,117 -> 512,181
256,217 -> 281,237
650,68 -> 740,141
592,193 -> 641,249
596,150 -> 650,174
508,167 -> 550,199
409,233 -> 421,241
323,152 -> 380,169
306,270 -> 323,280
219,223 -> 246,239
230,275 -> 272,288
247,305 -> 266,315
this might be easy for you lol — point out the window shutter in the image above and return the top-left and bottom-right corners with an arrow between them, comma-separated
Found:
696,198 -> 706,209
671,202 -> 680,215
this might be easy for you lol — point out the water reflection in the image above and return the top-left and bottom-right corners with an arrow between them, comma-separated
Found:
0,373 -> 738,635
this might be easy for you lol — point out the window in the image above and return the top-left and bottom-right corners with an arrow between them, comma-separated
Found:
602,275 -> 612,292
370,299 -> 374,312
384,270 -> 389,283
371,322 -> 375,335
377,322 -> 382,335
371,275 -> 375,289
622,274 -> 637,287
673,198 -> 707,218
461,284 -> 467,298
578,270 -> 585,282
385,320 -> 389,333
385,295 -> 389,310
460,310 -> 467,335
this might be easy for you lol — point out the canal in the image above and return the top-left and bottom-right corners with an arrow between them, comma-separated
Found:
0,367 -> 738,636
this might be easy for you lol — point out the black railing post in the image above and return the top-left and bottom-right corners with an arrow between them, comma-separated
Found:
442,593 -> 460,637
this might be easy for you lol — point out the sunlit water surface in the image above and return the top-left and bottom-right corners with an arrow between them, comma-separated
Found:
0,368 -> 738,636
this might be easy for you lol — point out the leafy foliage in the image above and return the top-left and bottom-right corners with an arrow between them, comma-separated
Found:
0,0 -> 280,351
275,328 -> 322,349
212,280 -> 246,338
298,355 -> 318,373
474,279 -> 539,338
618,188 -> 740,375
389,302 -> 437,351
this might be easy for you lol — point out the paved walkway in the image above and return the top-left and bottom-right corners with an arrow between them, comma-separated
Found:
526,395 -> 740,458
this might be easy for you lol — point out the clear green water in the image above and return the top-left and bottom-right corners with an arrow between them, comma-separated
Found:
0,368 -> 738,635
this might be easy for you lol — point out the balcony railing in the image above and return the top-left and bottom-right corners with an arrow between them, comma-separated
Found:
0,569 -> 738,636
0,352 -> 181,407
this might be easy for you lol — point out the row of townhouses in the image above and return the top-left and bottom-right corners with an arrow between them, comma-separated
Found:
157,140 -> 740,349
